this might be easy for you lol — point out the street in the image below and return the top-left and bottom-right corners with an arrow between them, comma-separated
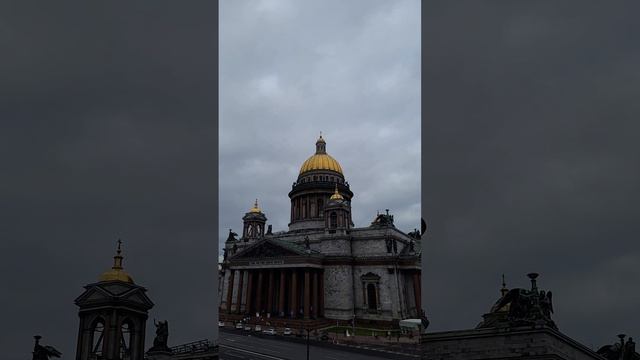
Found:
219,329 -> 415,360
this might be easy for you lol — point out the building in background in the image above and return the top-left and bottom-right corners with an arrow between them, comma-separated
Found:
420,273 -> 640,360
74,242 -> 218,360
219,135 -> 422,328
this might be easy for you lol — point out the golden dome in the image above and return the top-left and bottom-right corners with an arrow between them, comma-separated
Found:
249,199 -> 262,213
99,240 -> 134,284
299,154 -> 343,175
99,268 -> 134,283
299,134 -> 343,175
329,185 -> 344,200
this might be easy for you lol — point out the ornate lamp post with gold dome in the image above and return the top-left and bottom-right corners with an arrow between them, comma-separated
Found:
74,240 -> 154,360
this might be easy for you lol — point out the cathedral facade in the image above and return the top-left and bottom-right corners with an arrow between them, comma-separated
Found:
219,135 -> 422,325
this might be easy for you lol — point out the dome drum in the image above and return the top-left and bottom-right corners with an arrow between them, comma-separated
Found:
289,181 -> 353,199
296,170 -> 345,185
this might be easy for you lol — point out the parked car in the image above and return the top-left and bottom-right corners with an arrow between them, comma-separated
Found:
218,321 -> 224,327
263,328 -> 276,336
283,328 -> 292,336
244,324 -> 252,331
235,322 -> 243,330
254,325 -> 262,332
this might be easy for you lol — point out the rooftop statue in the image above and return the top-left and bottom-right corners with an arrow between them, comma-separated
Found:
32,336 -> 61,360
598,335 -> 639,360
226,229 -> 238,243
408,238 -> 416,253
371,209 -> 395,228
304,235 -> 311,254
420,310 -> 430,330
477,273 -> 557,330
151,319 -> 170,351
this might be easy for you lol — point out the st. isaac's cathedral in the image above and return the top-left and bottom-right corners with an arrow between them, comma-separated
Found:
219,135 -> 422,326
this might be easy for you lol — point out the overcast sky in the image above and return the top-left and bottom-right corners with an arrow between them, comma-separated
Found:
219,0 -> 421,255
2,1 -> 640,360
422,0 -> 640,349
1,2 -> 217,359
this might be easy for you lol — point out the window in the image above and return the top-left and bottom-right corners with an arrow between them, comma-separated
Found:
367,284 -> 377,310
330,212 -> 337,228
91,319 -> 105,357
361,273 -> 381,313
119,321 -> 133,360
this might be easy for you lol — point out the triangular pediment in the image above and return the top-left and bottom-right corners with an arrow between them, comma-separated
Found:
119,288 -> 154,308
75,286 -> 112,304
232,239 -> 304,259
102,282 -> 134,296
75,282 -> 154,310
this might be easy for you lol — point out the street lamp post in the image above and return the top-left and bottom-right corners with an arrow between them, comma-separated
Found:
352,314 -> 356,335
304,327 -> 310,360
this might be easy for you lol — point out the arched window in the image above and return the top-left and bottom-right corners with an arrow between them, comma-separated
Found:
91,318 -> 105,357
330,212 -> 337,228
361,272 -> 381,313
119,320 -> 134,360
317,199 -> 323,218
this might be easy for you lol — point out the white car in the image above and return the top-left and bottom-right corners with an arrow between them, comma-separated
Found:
235,323 -> 243,330
283,328 -> 292,336
254,325 -> 262,332
263,328 -> 276,336
218,321 -> 224,327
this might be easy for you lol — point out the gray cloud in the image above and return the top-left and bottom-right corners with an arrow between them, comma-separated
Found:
1,2 -> 217,359
3,1 -> 636,359
423,0 -> 640,348
219,0 -> 421,245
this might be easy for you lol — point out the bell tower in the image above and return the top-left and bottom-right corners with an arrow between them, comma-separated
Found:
324,185 -> 353,234
75,240 -> 154,360
242,199 -> 267,241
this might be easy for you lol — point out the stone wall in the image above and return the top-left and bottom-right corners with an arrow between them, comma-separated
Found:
420,326 -> 603,360
323,265 -> 354,319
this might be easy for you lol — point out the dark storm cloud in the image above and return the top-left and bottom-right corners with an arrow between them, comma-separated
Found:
1,2 -> 217,360
219,0 -> 421,258
423,0 -> 640,348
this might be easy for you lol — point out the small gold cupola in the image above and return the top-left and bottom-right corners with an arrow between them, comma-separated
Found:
249,199 -> 262,213
329,184 -> 344,201
99,239 -> 134,283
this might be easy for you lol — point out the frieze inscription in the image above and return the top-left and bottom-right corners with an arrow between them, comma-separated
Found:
248,260 -> 285,266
